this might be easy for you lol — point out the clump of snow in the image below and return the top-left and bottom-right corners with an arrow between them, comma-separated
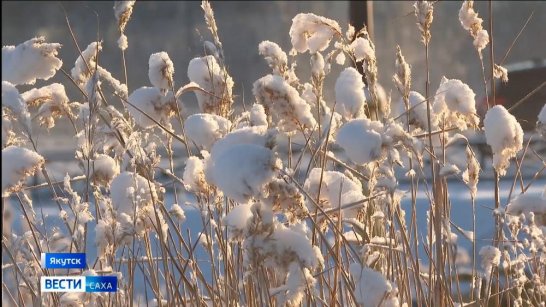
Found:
414,1 -> 434,44
439,163 -> 460,177
2,81 -> 31,129
336,118 -> 383,164
183,156 -> 210,194
484,105 -> 523,176
113,1 -> 135,33
209,125 -> 277,160
127,87 -> 176,129
149,52 -> 174,90
2,37 -> 62,85
258,41 -> 288,76
169,203 -> 186,223
394,91 -> 429,130
289,13 -> 341,54
334,67 -> 366,120
2,146 -> 45,196
249,103 -> 268,126
304,168 -> 364,218
253,74 -> 316,133
187,55 -> 233,115
350,37 -> 375,62
493,64 -> 509,83
91,154 -> 120,186
206,144 -> 281,203
223,203 -> 254,239
349,263 -> 400,307
71,42 -> 102,85
537,104 -> 546,138
459,1 -> 489,57
311,52 -> 325,78
21,83 -> 72,129
117,34 -> 128,51
506,192 -> 546,217
479,245 -> 501,277
110,172 -> 157,216
433,76 -> 479,130
96,66 -> 128,99
184,113 -> 231,150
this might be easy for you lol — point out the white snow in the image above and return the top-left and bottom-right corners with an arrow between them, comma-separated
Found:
350,37 -> 375,62
394,91 -> 429,130
506,192 -> 546,216
182,156 -> 209,194
484,105 -> 523,176
184,113 -> 231,150
206,144 -> 281,203
71,42 -> 102,85
223,203 -> 254,239
127,87 -> 176,128
334,67 -> 366,120
1,81 -> 31,129
433,76 -> 479,130
117,34 -> 128,51
110,172 -> 157,216
349,263 -> 400,307
258,41 -> 288,76
148,52 -> 174,90
336,118 -> 383,164
169,203 -> 186,222
2,37 -> 62,85
209,125 -> 276,160
2,146 -> 45,196
113,1 -> 136,33
187,55 -> 234,114
304,168 -> 364,218
253,74 -> 316,133
91,154 -> 120,186
22,83 -> 71,129
289,13 -> 341,54
249,103 -> 268,126
479,245 -> 501,276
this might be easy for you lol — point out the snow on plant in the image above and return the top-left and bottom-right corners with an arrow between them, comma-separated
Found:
258,40 -> 288,77
334,67 -> 366,120
253,74 -> 316,133
206,143 -> 281,203
459,0 -> 489,58
433,76 -> 479,131
336,118 -> 383,165
113,0 -> 136,50
127,86 -> 176,129
2,145 -> 44,196
187,55 -> 234,116
184,113 -> 231,150
2,37 -> 62,85
2,81 -> 31,131
304,168 -> 365,218
484,105 -> 523,176
393,91 -> 430,131
148,52 -> 174,91
289,13 -> 341,54
21,83 -> 75,129
414,1 -> 434,44
349,263 -> 400,307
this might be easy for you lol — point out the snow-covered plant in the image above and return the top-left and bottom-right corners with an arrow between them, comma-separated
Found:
2,37 -> 62,85
459,0 -> 489,58
484,105 -> 523,176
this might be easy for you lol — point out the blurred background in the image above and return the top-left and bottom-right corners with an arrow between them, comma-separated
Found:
2,1 -> 545,153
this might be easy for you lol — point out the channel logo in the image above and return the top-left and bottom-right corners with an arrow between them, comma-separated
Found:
41,253 -> 86,269
41,276 -> 118,292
